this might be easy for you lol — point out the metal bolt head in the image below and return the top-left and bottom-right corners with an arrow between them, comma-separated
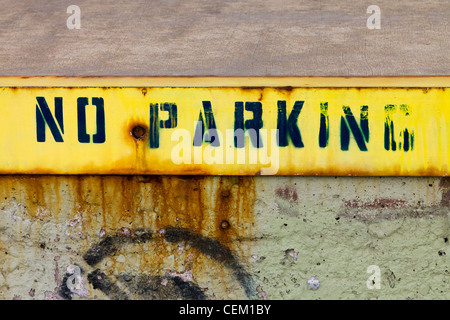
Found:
131,125 -> 146,140
220,220 -> 230,230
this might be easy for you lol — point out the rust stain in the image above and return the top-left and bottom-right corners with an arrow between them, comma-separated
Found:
275,186 -> 298,203
339,192 -> 448,221
22,177 -> 40,219
127,122 -> 148,142
123,122 -> 149,172
343,198 -> 408,209
137,175 -> 256,285
0,174 -> 256,297
439,177 -> 450,207
138,176 -> 256,240
2,161 -> 447,176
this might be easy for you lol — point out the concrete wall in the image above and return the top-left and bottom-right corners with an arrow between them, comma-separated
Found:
0,176 -> 448,300
0,0 -> 448,300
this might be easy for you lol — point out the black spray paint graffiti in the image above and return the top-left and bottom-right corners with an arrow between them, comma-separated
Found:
68,226 -> 257,300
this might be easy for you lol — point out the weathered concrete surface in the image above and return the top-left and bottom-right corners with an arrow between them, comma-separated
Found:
0,0 -> 448,76
0,176 -> 448,300
0,0 -> 448,300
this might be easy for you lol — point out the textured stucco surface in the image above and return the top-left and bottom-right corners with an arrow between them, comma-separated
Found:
0,176 -> 448,300
0,0 -> 448,300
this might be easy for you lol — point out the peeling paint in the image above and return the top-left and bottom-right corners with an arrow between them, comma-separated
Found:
0,175 -> 448,299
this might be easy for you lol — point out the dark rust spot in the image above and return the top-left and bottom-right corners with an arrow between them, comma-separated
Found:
220,220 -> 230,230
279,86 -> 294,92
221,189 -> 231,197
343,198 -> 407,209
131,125 -> 146,140
275,186 -> 298,203
439,177 -> 450,207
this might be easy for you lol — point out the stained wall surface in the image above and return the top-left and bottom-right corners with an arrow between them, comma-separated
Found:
0,0 -> 448,300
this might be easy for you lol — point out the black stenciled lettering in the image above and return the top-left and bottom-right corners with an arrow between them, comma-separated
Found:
234,101 -> 264,148
92,98 -> 106,143
384,104 -> 396,151
160,103 -> 177,129
36,97 -> 64,142
234,102 -> 245,148
149,102 -> 178,149
277,100 -> 304,148
400,105 -> 414,151
77,97 -> 105,143
245,102 -> 263,148
400,104 -> 414,151
384,104 -> 414,152
193,101 -> 220,147
319,102 -> 329,148
149,103 -> 159,148
340,105 -> 369,151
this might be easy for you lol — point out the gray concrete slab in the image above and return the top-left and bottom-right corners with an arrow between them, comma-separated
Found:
0,0 -> 448,76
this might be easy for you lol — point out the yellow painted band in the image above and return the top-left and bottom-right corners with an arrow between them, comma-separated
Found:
0,77 -> 448,176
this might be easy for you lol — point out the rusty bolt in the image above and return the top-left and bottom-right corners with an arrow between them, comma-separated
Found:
131,126 -> 146,140
220,220 -> 230,230
221,189 -> 231,197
